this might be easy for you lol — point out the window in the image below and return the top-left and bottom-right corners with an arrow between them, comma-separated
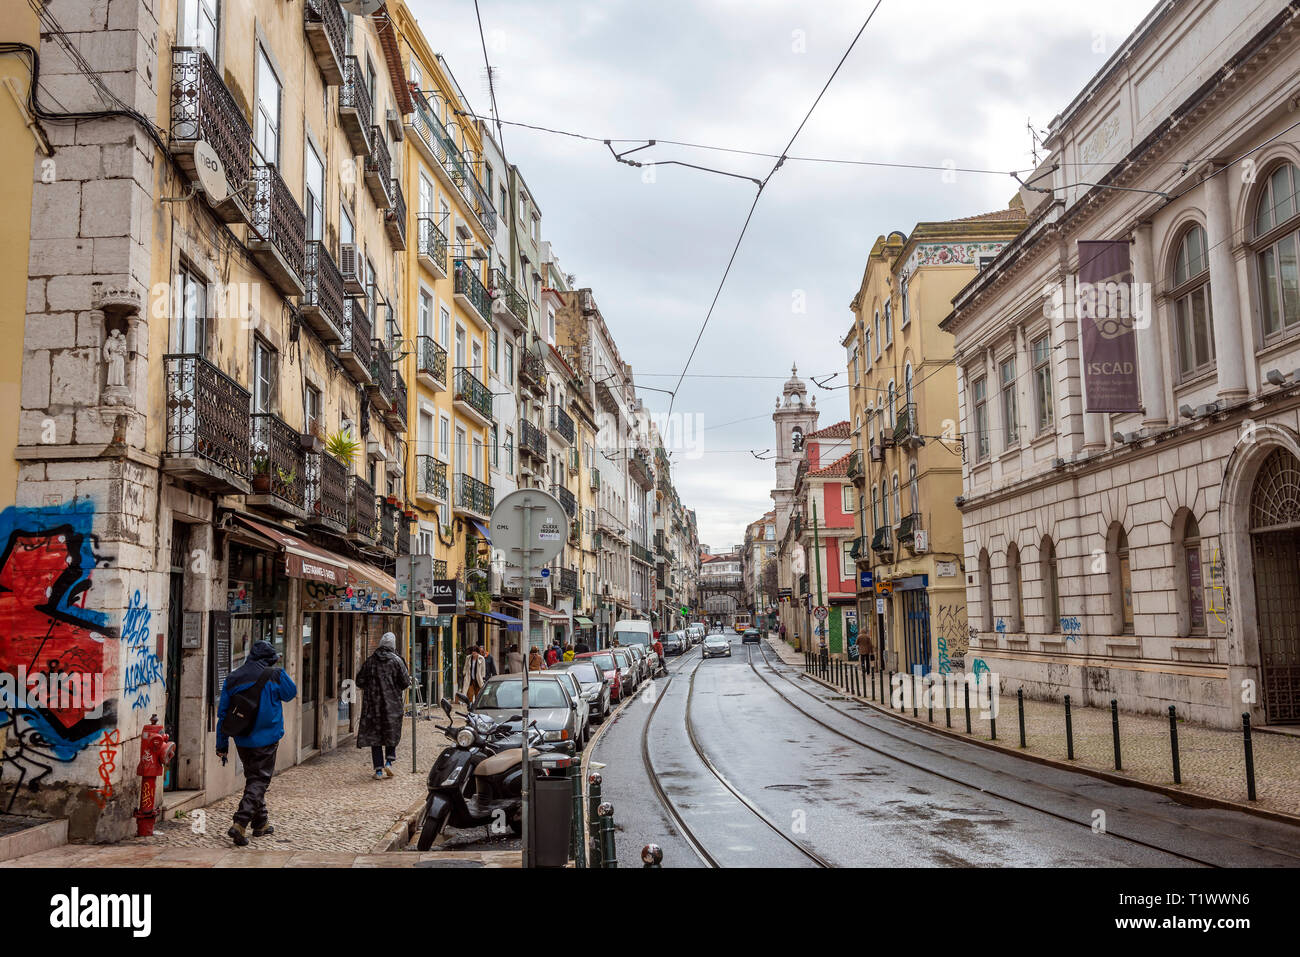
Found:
252,337 -> 275,413
304,142 -> 324,242
979,548 -> 993,632
455,427 -> 467,476
171,264 -> 207,356
547,308 -> 556,344
439,414 -> 450,460
841,543 -> 855,579
873,312 -> 881,357
505,340 -> 515,386
904,363 -> 914,411
1171,224 -> 1214,377
864,328 -> 872,367
900,275 -> 910,327
891,473 -> 900,523
887,381 -> 896,428
472,340 -> 483,379
972,376 -> 989,461
504,429 -> 514,473
418,410 -> 434,458
1006,542 -> 1023,632
490,424 -> 499,469
1254,162 -> 1300,338
842,485 -> 854,513
255,46 -> 280,164
490,328 -> 499,376
1041,535 -> 1059,632
455,325 -> 466,370
1031,334 -> 1053,433
304,384 -> 322,438
339,202 -> 354,253
440,305 -> 451,348
1175,509 -> 1205,635
883,300 -> 893,346
419,289 -> 433,341
880,480 -> 889,527
871,487 -> 879,531
908,462 -> 918,514
180,0 -> 218,62
1108,523 -> 1134,634
999,356 -> 1018,447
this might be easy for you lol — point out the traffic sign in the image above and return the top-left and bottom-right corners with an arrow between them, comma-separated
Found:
490,489 -> 566,567
813,605 -> 828,621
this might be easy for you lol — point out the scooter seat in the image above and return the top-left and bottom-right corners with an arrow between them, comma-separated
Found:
475,747 -> 539,777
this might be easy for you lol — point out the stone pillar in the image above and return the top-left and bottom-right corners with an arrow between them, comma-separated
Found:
1204,167 -> 1247,400
1132,223 -> 1168,427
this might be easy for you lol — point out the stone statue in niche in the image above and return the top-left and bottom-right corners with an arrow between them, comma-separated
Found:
101,328 -> 130,406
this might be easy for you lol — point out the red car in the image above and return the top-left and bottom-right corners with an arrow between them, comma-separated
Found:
575,650 -> 623,704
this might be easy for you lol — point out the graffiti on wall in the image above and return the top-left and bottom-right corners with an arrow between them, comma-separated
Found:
122,590 -> 162,712
0,501 -> 116,807
88,728 -> 122,809
1060,616 -> 1082,642
934,603 -> 966,674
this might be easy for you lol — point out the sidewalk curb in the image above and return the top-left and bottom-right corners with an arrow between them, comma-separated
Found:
373,796 -> 430,853
795,664 -> 1300,830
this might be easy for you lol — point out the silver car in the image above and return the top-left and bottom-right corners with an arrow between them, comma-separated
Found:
701,634 -> 732,659
470,674 -> 580,751
538,669 -> 591,747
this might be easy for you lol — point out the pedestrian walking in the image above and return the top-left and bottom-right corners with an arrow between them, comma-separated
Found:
574,637 -> 590,655
506,643 -> 524,674
779,622 -> 787,642
562,643 -> 574,662
463,644 -> 488,702
545,642 -> 560,667
216,640 -> 297,847
653,635 -> 665,677
356,632 -> 411,780
528,646 -> 545,670
482,643 -> 498,679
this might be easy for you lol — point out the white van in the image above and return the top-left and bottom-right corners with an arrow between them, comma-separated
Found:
611,619 -> 660,674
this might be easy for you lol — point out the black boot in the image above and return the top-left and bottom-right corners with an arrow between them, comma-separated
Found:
252,822 -> 275,837
227,824 -> 249,847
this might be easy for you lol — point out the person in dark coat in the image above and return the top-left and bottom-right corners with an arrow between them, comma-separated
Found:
356,632 -> 411,779
217,640 -> 297,846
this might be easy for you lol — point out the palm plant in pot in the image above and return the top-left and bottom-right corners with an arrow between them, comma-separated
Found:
326,429 -> 361,466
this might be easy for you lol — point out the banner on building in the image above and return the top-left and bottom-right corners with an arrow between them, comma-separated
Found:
1077,239 -> 1141,412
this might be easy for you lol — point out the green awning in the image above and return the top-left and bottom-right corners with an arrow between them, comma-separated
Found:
575,617 -> 595,628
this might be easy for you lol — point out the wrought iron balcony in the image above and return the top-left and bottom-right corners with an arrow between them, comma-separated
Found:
453,368 -> 493,424
454,472 -> 494,520
378,498 -> 398,554
337,297 -> 372,384
847,449 -> 865,484
416,214 -> 449,278
520,418 -> 547,462
590,467 -> 601,491
339,242 -> 365,296
552,483 -> 576,517
305,450 -> 348,533
848,535 -> 871,562
303,0 -> 345,85
416,335 -> 447,390
364,126 -> 393,208
489,268 -> 528,329
416,454 -> 448,502
248,161 -> 307,297
163,354 -> 251,493
300,240 -> 344,345
384,178 -> 406,249
631,541 -> 654,565
570,515 -> 582,544
338,56 -> 372,156
549,405 -> 575,445
628,447 -> 653,490
462,166 -> 497,235
368,338 -> 394,412
518,344 -> 546,395
250,412 -> 307,515
346,475 -> 378,542
555,567 -> 578,597
894,402 -> 920,445
871,524 -> 893,554
453,259 -> 492,327
170,47 -> 252,224
385,369 -> 408,432
896,512 -> 921,544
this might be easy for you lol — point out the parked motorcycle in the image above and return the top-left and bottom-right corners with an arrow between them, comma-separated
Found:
416,693 -> 556,851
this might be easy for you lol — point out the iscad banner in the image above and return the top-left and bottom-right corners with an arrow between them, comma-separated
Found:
1078,239 -> 1141,412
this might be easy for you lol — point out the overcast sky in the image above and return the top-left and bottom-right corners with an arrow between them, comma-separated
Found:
408,0 -> 1151,549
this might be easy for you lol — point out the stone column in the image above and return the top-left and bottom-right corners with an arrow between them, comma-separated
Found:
1131,223 -> 1168,427
1204,167 -> 1247,400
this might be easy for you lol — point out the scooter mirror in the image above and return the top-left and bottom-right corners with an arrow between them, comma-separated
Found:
440,697 -> 453,718
455,692 -> 471,706
506,714 -> 522,722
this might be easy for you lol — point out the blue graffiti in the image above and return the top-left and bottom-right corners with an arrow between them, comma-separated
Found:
994,618 -> 1006,633
1060,615 -> 1082,642
122,590 -> 163,711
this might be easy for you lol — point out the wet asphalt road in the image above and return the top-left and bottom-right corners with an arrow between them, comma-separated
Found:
591,634 -> 1300,868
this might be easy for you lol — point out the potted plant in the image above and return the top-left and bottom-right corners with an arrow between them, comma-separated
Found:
471,590 -> 491,613
276,466 -> 296,488
251,453 -> 271,492
326,429 -> 361,465
386,493 -> 400,506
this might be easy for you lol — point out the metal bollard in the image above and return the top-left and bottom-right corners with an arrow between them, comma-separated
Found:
927,675 -> 933,723
598,801 -> 618,868
944,677 -> 951,728
1017,688 -> 1026,749
1243,713 -> 1257,801
964,680 -> 972,733
571,763 -> 587,868
911,672 -> 919,718
1064,695 -> 1074,760
1110,699 -> 1122,771
1168,705 -> 1181,785
889,671 -> 896,709
989,690 -> 997,741
641,844 -> 663,868
588,772 -> 604,867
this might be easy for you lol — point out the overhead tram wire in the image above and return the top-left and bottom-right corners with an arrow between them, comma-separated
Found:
666,1 -> 885,423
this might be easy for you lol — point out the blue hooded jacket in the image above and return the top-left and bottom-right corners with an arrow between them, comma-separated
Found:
217,640 -> 298,751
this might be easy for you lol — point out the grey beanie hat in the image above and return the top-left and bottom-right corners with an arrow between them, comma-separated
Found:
380,632 -> 397,651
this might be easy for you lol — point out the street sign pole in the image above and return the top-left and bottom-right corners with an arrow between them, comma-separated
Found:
410,549 -> 417,774
520,494 -> 532,869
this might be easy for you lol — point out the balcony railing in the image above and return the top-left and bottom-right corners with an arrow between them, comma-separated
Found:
590,467 -> 601,491
897,512 -> 921,544
553,483 -> 576,517
251,412 -> 307,512
519,344 -> 546,395
556,567 -> 578,596
348,474 -> 378,541
631,542 -> 653,565
303,0 -> 345,85
339,56 -> 373,156
305,451 -> 349,532
384,178 -> 406,249
378,498 -> 397,553
454,368 -> 493,423
416,454 -> 448,501
368,338 -> 394,410
338,297 -> 372,384
848,535 -> 872,563
416,334 -> 447,388
894,402 -> 919,444
871,524 -> 893,554
163,354 -> 251,488
249,161 -> 307,296
170,48 -> 252,222
453,259 -> 492,325
387,370 -> 408,431
520,418 -> 547,461
489,268 -> 528,328
847,449 -> 865,483
300,240 -> 345,344
364,126 -> 393,208
455,472 -> 494,518
416,214 -> 449,276
550,405 -> 575,444
628,447 -> 653,489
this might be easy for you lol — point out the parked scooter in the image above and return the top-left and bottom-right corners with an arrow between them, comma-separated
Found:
416,693 -> 553,851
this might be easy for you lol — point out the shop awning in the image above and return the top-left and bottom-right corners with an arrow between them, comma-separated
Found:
574,617 -> 595,628
471,519 -> 492,543
479,611 -> 523,632
234,515 -> 348,586
299,554 -> 407,614
501,600 -> 567,622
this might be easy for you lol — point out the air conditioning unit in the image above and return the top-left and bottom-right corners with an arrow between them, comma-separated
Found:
913,530 -> 929,553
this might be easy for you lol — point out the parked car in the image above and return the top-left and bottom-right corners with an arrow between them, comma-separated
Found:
470,674 -> 580,750
685,623 -> 704,645
609,647 -> 637,696
551,659 -> 612,725
613,619 -> 661,674
701,634 -> 732,659
575,650 -> 624,704
539,669 -> 591,746
623,642 -> 651,684
660,631 -> 687,656
742,628 -> 760,645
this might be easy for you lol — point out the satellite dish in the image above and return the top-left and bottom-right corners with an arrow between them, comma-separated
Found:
339,0 -> 383,14
192,140 -> 229,204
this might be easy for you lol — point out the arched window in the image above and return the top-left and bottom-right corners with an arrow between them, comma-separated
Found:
1173,508 -> 1205,636
887,381 -> 896,428
900,275 -> 910,326
1040,535 -> 1060,632
908,462 -> 919,514
1108,522 -> 1134,634
871,486 -> 879,531
1006,542 -> 1023,632
1253,162 -> 1300,338
904,362 -> 914,409
979,548 -> 993,632
1171,224 -> 1214,379
873,311 -> 881,357
880,479 -> 890,526
891,473 -> 900,522
883,300 -> 893,345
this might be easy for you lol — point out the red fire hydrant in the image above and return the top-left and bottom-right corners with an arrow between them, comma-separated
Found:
135,716 -> 175,836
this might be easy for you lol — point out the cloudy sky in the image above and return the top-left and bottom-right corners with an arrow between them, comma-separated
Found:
407,0 -> 1151,549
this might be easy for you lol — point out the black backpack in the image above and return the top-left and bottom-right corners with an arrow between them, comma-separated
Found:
221,667 -> 277,738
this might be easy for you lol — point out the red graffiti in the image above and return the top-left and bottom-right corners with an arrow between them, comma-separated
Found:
89,728 -> 122,809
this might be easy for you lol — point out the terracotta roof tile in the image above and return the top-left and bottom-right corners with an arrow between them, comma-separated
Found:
806,420 -> 851,440
809,451 -> 852,478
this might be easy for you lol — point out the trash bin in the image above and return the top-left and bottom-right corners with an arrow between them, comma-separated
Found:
529,754 -> 575,868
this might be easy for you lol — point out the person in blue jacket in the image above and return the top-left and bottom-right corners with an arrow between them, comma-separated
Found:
217,639 -> 297,846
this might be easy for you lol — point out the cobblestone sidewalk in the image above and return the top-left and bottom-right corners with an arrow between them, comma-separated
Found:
765,635 -> 1300,819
